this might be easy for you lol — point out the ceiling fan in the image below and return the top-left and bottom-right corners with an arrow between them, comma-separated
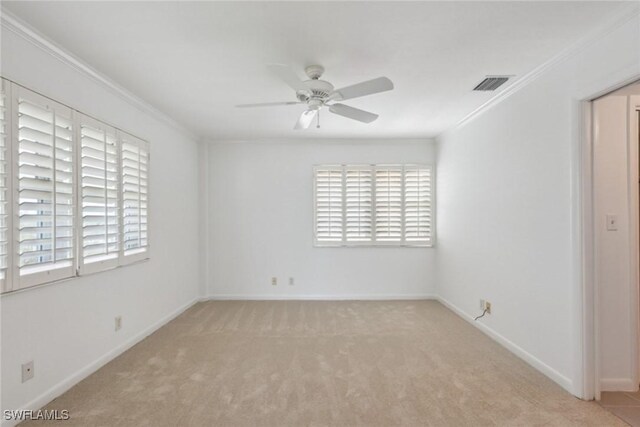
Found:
236,64 -> 394,130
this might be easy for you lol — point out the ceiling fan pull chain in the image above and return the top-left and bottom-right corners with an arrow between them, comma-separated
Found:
317,110 -> 321,128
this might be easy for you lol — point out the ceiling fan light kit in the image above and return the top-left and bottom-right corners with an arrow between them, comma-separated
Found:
236,64 -> 394,130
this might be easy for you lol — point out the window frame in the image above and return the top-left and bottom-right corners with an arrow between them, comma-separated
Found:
313,163 -> 434,248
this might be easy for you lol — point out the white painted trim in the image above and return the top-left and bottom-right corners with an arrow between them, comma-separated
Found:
439,2 -> 640,140
601,378 -> 639,392
578,99 -> 597,401
626,97 -> 640,394
0,297 -> 200,427
204,294 -> 437,301
436,296 -> 574,393
0,8 -> 198,142
580,83 -> 640,402
205,138 -> 437,145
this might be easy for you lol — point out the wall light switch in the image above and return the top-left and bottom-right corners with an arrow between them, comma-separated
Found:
271,277 -> 277,286
606,215 -> 618,231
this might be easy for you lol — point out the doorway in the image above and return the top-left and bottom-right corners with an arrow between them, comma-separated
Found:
589,82 -> 640,406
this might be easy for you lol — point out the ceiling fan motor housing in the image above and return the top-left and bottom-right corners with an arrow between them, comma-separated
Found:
296,79 -> 334,103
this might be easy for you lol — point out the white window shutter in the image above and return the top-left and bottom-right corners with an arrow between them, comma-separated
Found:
404,165 -> 432,245
79,115 -> 120,272
345,166 -> 373,242
314,166 -> 344,244
121,132 -> 149,261
0,80 -> 11,291
374,166 -> 403,242
15,87 -> 75,287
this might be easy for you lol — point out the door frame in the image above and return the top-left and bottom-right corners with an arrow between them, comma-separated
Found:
579,76 -> 640,400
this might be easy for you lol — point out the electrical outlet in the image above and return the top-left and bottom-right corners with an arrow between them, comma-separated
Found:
289,277 -> 294,286
479,299 -> 492,314
22,361 -> 34,383
115,316 -> 122,331
271,277 -> 277,286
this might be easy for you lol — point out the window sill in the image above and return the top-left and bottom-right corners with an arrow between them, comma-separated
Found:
313,243 -> 434,248
0,257 -> 150,297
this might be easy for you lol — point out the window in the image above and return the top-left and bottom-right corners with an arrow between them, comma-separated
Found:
345,166 -> 373,242
79,114 -> 119,273
314,164 -> 433,247
404,166 -> 432,243
121,133 -> 149,261
0,80 -> 10,292
15,86 -> 76,288
374,166 -> 403,242
314,166 -> 343,243
0,79 -> 150,293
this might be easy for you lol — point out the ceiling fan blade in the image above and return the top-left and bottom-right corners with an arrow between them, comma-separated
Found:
329,104 -> 378,123
267,64 -> 306,92
329,77 -> 394,101
294,109 -> 318,130
236,101 -> 303,108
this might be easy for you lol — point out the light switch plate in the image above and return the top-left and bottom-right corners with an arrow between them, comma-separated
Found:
606,215 -> 618,231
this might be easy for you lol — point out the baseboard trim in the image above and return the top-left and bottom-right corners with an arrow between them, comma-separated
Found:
1,297 -> 200,427
601,378 -> 639,392
204,294 -> 437,301
436,296 -> 574,394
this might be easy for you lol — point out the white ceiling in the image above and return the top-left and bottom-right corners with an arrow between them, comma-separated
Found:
3,1 -> 630,140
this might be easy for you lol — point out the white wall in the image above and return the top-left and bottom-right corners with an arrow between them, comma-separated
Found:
593,93 -> 640,391
205,140 -> 436,299
0,22 -> 201,418
436,12 -> 640,396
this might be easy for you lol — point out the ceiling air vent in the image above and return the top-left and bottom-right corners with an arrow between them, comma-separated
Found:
473,76 -> 510,91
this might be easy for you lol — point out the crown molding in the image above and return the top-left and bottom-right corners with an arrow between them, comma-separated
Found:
438,2 -> 640,140
0,8 -> 199,141
204,137 -> 436,145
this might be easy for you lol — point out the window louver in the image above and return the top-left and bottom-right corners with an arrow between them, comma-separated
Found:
345,166 -> 372,242
16,88 -> 74,282
0,80 -> 9,288
375,166 -> 403,242
121,133 -> 149,257
80,116 -> 119,268
314,167 -> 343,243
404,166 -> 432,244
0,81 -> 151,293
314,164 -> 433,247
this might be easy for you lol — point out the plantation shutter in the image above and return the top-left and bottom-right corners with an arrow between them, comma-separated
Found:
345,166 -> 372,242
374,166 -> 403,242
404,166 -> 432,245
0,80 -> 10,290
15,87 -> 75,285
314,166 -> 343,243
79,115 -> 119,270
121,132 -> 149,259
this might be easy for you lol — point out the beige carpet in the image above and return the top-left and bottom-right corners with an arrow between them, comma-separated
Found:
25,300 -> 624,426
